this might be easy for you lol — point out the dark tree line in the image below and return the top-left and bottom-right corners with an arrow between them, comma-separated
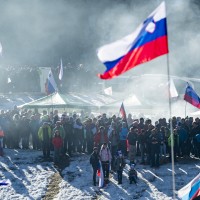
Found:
0,66 -> 99,94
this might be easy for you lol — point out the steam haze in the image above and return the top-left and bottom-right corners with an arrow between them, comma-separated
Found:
0,0 -> 198,70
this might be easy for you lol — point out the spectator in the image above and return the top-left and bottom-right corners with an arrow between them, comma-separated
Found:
99,143 -> 112,185
127,127 -> 138,163
90,147 -> 100,186
128,164 -> 137,184
149,129 -> 160,168
119,122 -> 128,156
115,150 -> 126,184
52,130 -> 63,164
0,125 -> 4,156
94,126 -> 109,150
38,122 -> 52,159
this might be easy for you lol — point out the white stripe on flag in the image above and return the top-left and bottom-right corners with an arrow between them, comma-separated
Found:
99,161 -> 104,188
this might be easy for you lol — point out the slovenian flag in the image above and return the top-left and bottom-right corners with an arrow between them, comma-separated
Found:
184,83 -> 200,109
97,1 -> 168,79
120,102 -> 127,120
178,173 -> 200,200
46,70 -> 57,95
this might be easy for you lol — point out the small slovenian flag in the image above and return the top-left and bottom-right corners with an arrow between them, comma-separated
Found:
46,70 -> 57,95
120,102 -> 127,119
184,83 -> 200,109
178,173 -> 200,200
97,1 -> 168,79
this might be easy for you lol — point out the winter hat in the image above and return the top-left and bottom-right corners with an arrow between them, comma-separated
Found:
118,150 -> 122,156
131,164 -> 135,169
93,147 -> 98,151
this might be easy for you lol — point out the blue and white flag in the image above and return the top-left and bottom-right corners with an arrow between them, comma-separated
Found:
46,70 -> 57,94
98,161 -> 104,188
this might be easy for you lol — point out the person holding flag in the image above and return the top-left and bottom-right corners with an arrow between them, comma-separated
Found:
119,122 -> 129,157
119,103 -> 129,156
90,147 -> 100,186
99,143 -> 112,186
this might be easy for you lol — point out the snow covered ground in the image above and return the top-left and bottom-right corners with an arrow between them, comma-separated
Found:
0,149 -> 200,200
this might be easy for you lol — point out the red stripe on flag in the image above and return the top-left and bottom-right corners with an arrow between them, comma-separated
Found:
184,94 -> 200,108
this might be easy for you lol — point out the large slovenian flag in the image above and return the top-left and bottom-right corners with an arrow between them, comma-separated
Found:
97,1 -> 168,80
178,173 -> 200,200
46,70 -> 57,95
184,83 -> 200,109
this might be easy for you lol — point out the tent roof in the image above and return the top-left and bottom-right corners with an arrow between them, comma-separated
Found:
102,94 -> 143,108
18,92 -> 116,109
189,110 -> 200,116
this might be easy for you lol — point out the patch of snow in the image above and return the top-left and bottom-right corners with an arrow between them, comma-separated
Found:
0,150 -> 199,200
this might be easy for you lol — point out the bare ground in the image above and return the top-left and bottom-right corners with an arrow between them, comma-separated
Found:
42,154 -> 70,200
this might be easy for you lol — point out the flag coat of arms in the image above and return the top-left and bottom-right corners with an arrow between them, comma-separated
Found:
97,1 -> 168,79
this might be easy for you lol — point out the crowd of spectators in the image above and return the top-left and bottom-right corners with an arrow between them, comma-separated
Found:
0,107 -> 200,186
0,108 -> 199,162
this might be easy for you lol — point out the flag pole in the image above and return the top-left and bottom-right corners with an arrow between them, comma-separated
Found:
118,100 -> 124,117
165,1 -> 176,197
166,53 -> 176,200
185,102 -> 187,118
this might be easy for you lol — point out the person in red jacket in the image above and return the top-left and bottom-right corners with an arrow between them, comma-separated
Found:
94,126 -> 109,150
52,130 -> 63,164
0,126 -> 4,156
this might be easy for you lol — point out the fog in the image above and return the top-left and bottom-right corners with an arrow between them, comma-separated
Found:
0,0 -> 198,69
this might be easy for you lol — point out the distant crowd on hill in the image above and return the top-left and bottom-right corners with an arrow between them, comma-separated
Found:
0,65 -> 97,93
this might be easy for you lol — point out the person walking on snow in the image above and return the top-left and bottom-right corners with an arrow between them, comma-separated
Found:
115,150 -> 126,184
99,143 -> 112,185
90,147 -> 100,186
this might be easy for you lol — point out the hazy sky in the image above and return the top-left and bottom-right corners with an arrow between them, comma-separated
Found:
0,0 -> 199,77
